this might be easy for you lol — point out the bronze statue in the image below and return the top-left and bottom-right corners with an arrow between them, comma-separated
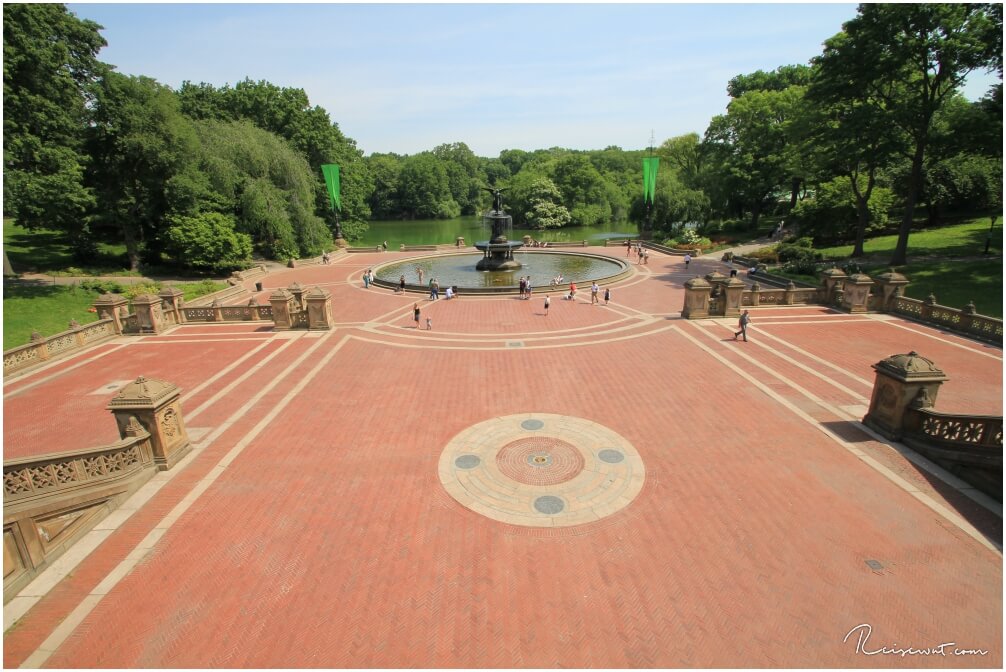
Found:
482,186 -> 507,213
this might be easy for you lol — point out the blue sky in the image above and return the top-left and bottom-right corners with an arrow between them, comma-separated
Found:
66,2 -> 1000,158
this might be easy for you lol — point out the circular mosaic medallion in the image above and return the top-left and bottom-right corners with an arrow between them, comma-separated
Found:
496,437 -> 585,486
438,414 -> 645,528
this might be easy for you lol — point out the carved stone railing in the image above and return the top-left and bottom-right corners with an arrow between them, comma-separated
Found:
291,310 -> 310,328
4,430 -> 158,601
4,318 -> 117,378
184,283 -> 248,307
891,297 -> 1003,344
230,264 -> 268,281
901,408 -> 1002,500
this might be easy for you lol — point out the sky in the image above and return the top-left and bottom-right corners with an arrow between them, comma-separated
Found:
65,1 -> 1001,158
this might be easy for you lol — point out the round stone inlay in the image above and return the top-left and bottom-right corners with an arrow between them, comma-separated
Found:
438,414 -> 645,528
598,449 -> 625,463
454,454 -> 481,469
534,496 -> 565,514
497,436 -> 585,486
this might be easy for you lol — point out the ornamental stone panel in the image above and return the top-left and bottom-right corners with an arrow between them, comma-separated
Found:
863,352 -> 948,440
107,376 -> 191,470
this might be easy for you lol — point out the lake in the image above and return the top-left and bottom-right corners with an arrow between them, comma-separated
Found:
352,217 -> 640,248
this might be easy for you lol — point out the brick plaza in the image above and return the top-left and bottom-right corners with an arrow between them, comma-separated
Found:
3,248 -> 1002,668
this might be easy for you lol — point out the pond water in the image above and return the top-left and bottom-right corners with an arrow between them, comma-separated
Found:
373,251 -> 627,289
355,217 -> 638,248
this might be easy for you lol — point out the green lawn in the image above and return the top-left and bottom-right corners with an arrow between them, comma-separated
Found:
815,216 -> 1002,260
4,218 -> 135,275
896,259 -> 1002,318
3,284 -> 104,350
3,280 -> 228,350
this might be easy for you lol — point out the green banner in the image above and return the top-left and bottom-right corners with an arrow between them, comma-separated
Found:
642,157 -> 659,203
321,164 -> 341,212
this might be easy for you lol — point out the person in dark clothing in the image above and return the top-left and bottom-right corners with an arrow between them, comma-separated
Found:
734,310 -> 751,342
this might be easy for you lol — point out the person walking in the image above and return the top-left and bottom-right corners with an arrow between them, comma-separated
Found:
429,278 -> 435,300
413,302 -> 421,328
432,279 -> 440,300
363,270 -> 370,289
734,310 -> 751,342
643,249 -> 650,265
604,287 -> 611,305
544,294 -> 550,315
426,316 -> 432,331
590,281 -> 599,305
684,253 -> 691,270
626,240 -> 633,257
383,240 -> 388,251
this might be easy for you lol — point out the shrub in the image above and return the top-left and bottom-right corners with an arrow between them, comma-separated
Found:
79,279 -> 126,295
164,212 -> 253,272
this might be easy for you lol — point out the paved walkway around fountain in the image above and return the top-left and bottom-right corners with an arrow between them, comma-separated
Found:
3,247 -> 1002,668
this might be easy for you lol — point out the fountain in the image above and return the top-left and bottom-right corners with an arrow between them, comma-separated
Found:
475,187 -> 524,271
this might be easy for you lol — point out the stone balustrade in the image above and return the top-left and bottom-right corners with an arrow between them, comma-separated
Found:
4,319 -> 118,378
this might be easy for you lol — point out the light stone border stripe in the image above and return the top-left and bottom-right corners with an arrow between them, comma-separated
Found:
678,321 -> 1002,555
14,331 -> 348,666
4,341 -> 132,399
863,312 -> 1003,361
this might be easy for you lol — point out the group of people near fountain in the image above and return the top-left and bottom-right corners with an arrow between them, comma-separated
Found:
518,276 -> 534,299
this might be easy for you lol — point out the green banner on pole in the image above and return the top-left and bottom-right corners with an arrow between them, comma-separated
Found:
642,157 -> 659,203
321,164 -> 341,211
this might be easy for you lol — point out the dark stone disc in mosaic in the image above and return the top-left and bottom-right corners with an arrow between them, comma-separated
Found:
454,454 -> 481,469
521,419 -> 544,430
534,496 -> 565,514
598,449 -> 625,464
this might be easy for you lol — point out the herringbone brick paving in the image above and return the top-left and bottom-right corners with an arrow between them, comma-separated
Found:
3,248 -> 1001,668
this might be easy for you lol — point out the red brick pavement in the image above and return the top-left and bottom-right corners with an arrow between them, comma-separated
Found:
3,252 -> 1001,668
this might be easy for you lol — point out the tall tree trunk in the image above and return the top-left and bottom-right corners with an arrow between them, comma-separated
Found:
850,169 -> 876,258
121,222 -> 141,272
890,143 -> 926,266
789,176 -> 802,211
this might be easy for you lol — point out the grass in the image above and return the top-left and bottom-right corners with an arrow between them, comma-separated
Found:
895,259 -> 1002,318
815,216 -> 1002,260
4,218 -> 135,275
3,284 -> 103,350
3,279 -> 228,350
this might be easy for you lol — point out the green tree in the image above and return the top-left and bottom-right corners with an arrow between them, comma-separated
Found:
550,154 -> 612,227
86,72 -> 199,270
727,64 -> 814,98
163,212 -> 252,271
189,120 -> 331,258
432,142 -> 483,214
397,153 -> 458,219
3,3 -> 106,254
790,176 -> 894,245
703,86 -> 804,230
524,177 -> 571,230
815,3 -> 1001,266
364,153 -> 403,218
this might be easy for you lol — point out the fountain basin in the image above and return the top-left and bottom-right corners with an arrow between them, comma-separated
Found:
372,250 -> 631,294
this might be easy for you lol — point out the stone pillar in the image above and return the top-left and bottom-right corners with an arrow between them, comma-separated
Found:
131,294 -> 163,334
721,277 -> 746,318
456,236 -> 465,247
873,270 -> 909,312
287,282 -> 304,309
820,267 -> 847,304
841,273 -> 874,313
93,294 -> 129,334
107,376 -> 192,470
681,277 -> 712,319
784,281 -> 798,305
211,299 -> 224,322
863,352 -> 948,441
304,286 -> 334,330
248,297 -> 261,321
270,289 -> 296,330
158,286 -> 185,325
749,281 -> 761,307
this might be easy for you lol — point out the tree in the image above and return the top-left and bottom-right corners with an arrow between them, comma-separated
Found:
364,153 -> 403,218
86,72 -> 199,270
789,176 -> 894,245
815,3 -> 1001,265
703,86 -> 804,229
397,153 -> 458,219
189,120 -> 331,258
808,38 -> 904,256
524,178 -> 571,230
727,64 -> 814,98
3,3 -> 106,253
432,142 -> 483,214
163,212 -> 252,271
550,154 -> 612,227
